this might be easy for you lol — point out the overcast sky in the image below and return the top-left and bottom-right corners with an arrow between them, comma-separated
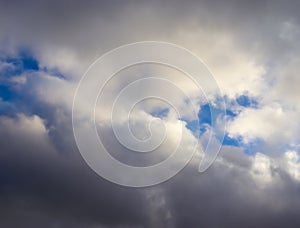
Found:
1,0 -> 300,227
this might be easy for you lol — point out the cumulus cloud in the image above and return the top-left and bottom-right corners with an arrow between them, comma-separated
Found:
227,103 -> 300,144
1,112 -> 300,227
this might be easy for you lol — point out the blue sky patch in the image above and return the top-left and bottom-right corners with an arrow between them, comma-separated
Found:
222,133 -> 241,147
183,101 -> 262,154
150,107 -> 169,119
236,95 -> 258,108
41,66 -> 65,79
21,55 -> 39,71
198,104 -> 211,125
0,50 -> 39,78
0,85 -> 14,101
242,139 -> 263,155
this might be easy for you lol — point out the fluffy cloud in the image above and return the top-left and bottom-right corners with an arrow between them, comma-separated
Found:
1,112 -> 300,227
227,103 -> 300,144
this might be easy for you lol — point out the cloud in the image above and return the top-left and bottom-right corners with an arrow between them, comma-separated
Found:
0,113 -> 152,227
1,112 -> 300,227
227,103 -> 300,145
1,0 -> 300,227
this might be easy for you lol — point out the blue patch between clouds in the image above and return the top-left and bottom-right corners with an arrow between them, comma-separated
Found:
184,103 -> 216,136
0,85 -> 14,101
185,101 -> 261,155
242,139 -> 263,155
0,49 -> 64,100
18,49 -> 39,71
236,95 -> 258,108
150,108 -> 169,119
222,134 -> 240,147
198,103 -> 235,125
198,104 -> 211,125
184,104 -> 217,135
21,56 -> 39,71
226,109 -> 237,118
222,134 -> 262,155
185,120 -> 204,136
41,66 -> 66,79
0,58 -> 22,76
0,50 -> 39,104
0,50 -> 39,78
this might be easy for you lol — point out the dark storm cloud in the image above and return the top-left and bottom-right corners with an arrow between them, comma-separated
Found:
1,0 -> 299,81
2,109 -> 300,227
0,114 -> 150,227
163,155 -> 300,228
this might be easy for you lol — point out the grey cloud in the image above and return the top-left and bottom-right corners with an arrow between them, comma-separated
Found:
1,111 -> 300,227
1,0 -> 300,227
162,148 -> 300,228
0,114 -> 149,227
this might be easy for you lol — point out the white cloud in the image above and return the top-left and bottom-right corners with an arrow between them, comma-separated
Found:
251,153 -> 274,186
282,150 -> 300,181
227,103 -> 299,144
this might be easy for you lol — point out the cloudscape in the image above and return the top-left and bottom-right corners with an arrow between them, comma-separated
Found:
1,0 -> 300,227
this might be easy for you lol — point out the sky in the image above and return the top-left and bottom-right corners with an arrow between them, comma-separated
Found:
1,0 -> 300,227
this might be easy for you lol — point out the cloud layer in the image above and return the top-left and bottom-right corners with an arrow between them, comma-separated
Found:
1,0 -> 300,227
